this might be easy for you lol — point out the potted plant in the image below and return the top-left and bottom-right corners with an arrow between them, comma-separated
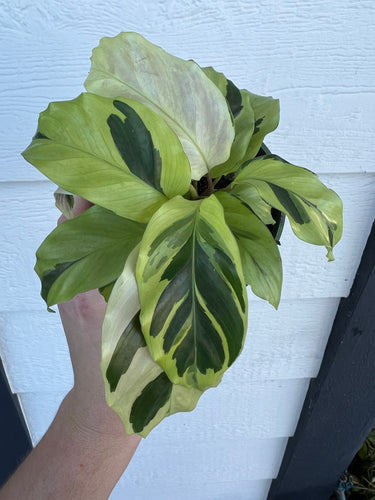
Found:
22,32 -> 343,437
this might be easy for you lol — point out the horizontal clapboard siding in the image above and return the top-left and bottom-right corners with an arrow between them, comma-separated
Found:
1,1 -> 374,499
110,478 -> 273,500
1,1 -> 374,184
4,90 -> 375,182
18,378 -> 310,445
1,175 -> 374,311
1,298 -> 339,395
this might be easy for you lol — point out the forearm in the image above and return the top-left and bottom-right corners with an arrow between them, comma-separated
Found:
0,389 -> 141,500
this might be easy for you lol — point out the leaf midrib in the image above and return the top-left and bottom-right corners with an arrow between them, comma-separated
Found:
190,208 -> 199,384
236,177 -> 333,227
34,137 -> 164,193
90,69 -> 209,174
61,233 -> 139,263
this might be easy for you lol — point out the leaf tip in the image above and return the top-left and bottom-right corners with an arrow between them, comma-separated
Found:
326,247 -> 335,262
272,297 -> 281,310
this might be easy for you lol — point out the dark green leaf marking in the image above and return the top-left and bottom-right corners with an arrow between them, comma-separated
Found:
150,230 -> 241,376
226,79 -> 242,119
249,254 -> 268,277
258,154 -> 290,164
150,240 -> 192,338
148,216 -> 193,258
107,100 -> 162,191
299,197 -> 337,244
40,261 -> 78,302
35,205 -> 146,306
327,224 -> 334,249
160,238 -> 193,281
194,243 -> 243,365
173,299 -> 225,377
129,372 -> 173,433
268,183 -> 310,225
106,313 -> 146,392
33,131 -> 49,140
138,196 -> 248,390
253,117 -> 263,134
99,281 -> 116,302
162,290 -> 191,351
213,248 -> 246,313
197,219 -> 246,313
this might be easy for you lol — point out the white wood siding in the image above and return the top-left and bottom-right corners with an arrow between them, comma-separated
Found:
1,1 -> 374,499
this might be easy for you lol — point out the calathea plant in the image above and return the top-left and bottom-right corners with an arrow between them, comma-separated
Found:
22,32 -> 343,437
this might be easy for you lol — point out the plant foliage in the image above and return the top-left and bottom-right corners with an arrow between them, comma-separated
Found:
22,32 -> 343,437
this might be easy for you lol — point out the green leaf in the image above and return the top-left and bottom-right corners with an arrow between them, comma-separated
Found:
22,93 -> 191,223
202,67 -> 279,176
243,91 -> 280,160
201,66 -> 242,118
212,90 -> 256,178
202,67 -> 255,178
101,248 -> 202,437
233,155 -> 343,260
35,205 -> 146,306
201,66 -> 228,96
230,183 -> 275,225
99,281 -> 116,302
136,195 -> 248,391
215,192 -> 282,308
84,32 -> 234,180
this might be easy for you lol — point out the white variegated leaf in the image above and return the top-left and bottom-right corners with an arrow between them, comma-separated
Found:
85,32 -> 235,180
233,155 -> 343,260
136,195 -> 248,391
23,93 -> 191,223
101,247 -> 202,437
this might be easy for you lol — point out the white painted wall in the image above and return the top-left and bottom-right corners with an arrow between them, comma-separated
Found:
1,1 -> 374,499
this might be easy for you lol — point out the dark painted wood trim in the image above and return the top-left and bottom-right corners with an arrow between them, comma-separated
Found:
0,357 -> 32,487
267,219 -> 375,500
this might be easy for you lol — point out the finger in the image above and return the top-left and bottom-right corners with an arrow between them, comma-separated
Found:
57,213 -> 66,226
72,196 -> 94,217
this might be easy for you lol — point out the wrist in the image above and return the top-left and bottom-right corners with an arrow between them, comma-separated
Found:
0,391 -> 141,500
62,388 -> 137,445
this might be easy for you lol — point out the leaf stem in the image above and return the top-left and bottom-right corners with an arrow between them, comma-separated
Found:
205,172 -> 213,195
189,184 -> 199,199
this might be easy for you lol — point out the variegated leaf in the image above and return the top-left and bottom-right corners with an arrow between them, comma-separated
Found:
230,183 -> 275,225
215,192 -> 282,308
85,32 -> 235,180
101,248 -> 202,437
233,155 -> 343,260
202,67 -> 256,178
242,91 -> 280,160
136,195 -> 248,391
34,205 -> 146,307
201,66 -> 243,119
22,93 -> 191,223
212,91 -> 256,178
54,188 -> 75,220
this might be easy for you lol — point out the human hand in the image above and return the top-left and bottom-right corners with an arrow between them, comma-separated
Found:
0,197 -> 140,500
57,197 -> 139,440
